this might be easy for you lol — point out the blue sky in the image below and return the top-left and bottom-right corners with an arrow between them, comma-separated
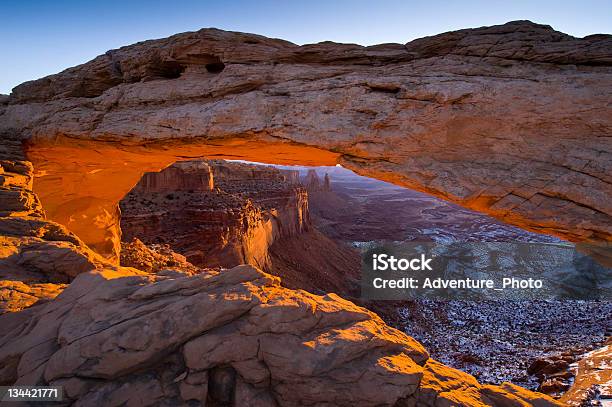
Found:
1,0 -> 610,94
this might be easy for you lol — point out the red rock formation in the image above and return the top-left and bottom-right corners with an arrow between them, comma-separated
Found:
120,238 -> 200,275
133,160 -> 214,194
120,160 -> 310,270
0,158 -> 562,405
0,20 -> 606,405
2,21 -> 609,246
0,264 -> 561,406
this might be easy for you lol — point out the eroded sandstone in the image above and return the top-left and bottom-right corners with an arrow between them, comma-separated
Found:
0,264 -> 561,406
0,20 -> 608,406
0,158 -> 562,404
120,160 -> 309,269
0,20 -> 608,252
0,160 -> 109,314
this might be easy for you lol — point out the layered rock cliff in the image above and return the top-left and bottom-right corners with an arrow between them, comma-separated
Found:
121,160 -> 309,269
0,160 -> 108,313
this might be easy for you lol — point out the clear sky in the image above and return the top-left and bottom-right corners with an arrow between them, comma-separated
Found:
1,0 -> 610,94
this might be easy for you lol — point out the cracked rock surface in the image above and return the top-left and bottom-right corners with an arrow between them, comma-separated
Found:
0,264 -> 561,406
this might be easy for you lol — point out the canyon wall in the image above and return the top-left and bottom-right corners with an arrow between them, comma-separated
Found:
120,160 -> 309,269
132,160 -> 214,194
0,20 -> 609,258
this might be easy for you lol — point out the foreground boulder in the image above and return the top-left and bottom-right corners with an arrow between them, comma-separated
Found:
0,265 -> 560,406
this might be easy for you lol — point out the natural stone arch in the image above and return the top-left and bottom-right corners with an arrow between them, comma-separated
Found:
25,136 -> 340,260
2,20 -> 611,262
0,21 -> 609,406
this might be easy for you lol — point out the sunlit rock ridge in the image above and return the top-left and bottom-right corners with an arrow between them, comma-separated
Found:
120,160 -> 309,269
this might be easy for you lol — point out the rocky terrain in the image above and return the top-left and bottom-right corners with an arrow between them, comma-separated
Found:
300,165 -> 611,403
120,238 -> 200,275
0,20 -> 610,406
563,343 -> 612,405
399,300 -> 611,397
121,159 -> 360,296
0,161 -> 559,406
296,165 -> 565,245
0,160 -> 109,314
0,262 -> 560,406
0,155 -> 564,406
120,160 -> 309,270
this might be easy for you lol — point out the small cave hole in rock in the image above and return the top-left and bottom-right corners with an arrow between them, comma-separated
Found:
205,61 -> 225,73
154,61 -> 186,79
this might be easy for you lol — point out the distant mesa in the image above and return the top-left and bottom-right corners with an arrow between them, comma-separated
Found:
120,160 -> 310,270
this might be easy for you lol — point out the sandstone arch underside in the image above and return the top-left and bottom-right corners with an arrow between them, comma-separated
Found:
1,20 -> 611,262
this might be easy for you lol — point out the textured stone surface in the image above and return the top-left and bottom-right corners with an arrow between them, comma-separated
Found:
0,280 -> 66,313
0,162 -> 562,404
133,160 -> 214,194
561,342 -> 612,406
119,238 -> 200,274
0,160 -> 109,314
0,160 -> 43,218
0,265 -> 560,406
121,160 -> 309,269
1,21 -> 610,244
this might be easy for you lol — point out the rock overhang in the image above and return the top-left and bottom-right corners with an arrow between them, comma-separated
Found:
1,19 -> 610,255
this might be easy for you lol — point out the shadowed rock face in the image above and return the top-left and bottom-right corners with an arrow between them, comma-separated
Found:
0,20 -> 610,249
